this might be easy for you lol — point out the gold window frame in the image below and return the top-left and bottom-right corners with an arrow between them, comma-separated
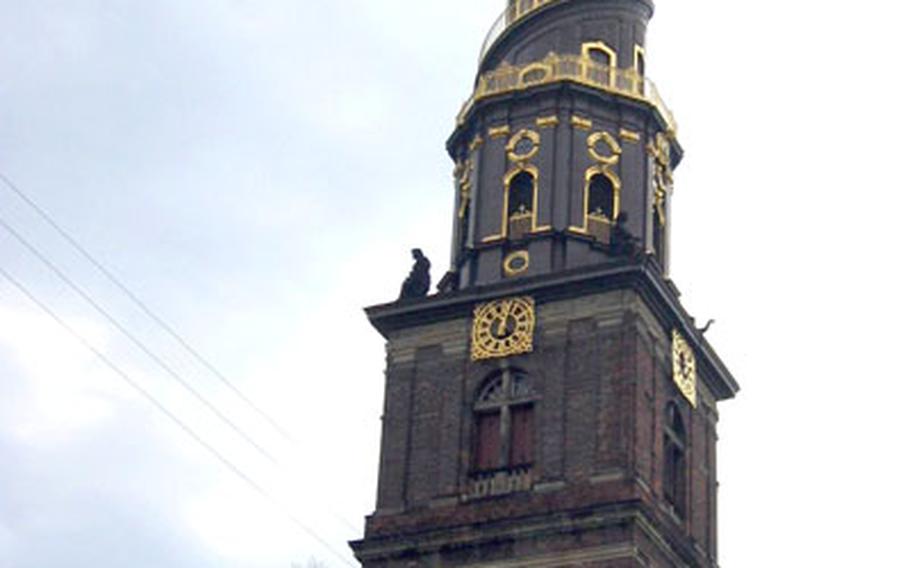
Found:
581,41 -> 617,88
484,165 -> 551,242
570,165 -> 622,234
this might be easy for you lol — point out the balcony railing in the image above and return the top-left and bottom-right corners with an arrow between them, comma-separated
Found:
463,465 -> 533,501
457,53 -> 677,133
479,0 -> 561,62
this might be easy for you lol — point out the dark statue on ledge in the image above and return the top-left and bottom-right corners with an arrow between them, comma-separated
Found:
399,248 -> 431,300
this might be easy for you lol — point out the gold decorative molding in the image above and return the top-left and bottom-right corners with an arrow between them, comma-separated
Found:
571,115 -> 593,130
506,129 -> 540,163
471,296 -> 536,361
619,128 -> 641,143
488,125 -> 511,139
503,250 -> 530,277
587,131 -> 622,164
469,135 -> 484,152
535,115 -> 559,128
648,132 -> 671,167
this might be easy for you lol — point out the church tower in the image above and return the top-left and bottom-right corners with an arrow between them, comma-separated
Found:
351,1 -> 739,566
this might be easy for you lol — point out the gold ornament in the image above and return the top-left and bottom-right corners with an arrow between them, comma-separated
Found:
502,250 -> 530,277
587,131 -> 622,165
471,297 -> 536,361
506,129 -> 541,163
672,329 -> 698,408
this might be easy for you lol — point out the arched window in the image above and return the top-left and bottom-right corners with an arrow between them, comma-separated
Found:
581,41 -> 617,87
582,41 -> 616,67
663,403 -> 687,517
572,166 -> 620,244
507,171 -> 535,239
587,173 -> 617,221
508,172 -> 534,218
473,369 -> 535,473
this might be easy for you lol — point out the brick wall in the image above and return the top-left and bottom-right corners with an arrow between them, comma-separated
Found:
359,289 -> 720,567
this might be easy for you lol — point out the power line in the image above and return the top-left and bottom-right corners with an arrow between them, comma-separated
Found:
0,214 -> 280,466
0,171 -> 297,445
0,264 -> 357,568
0,170 -> 363,535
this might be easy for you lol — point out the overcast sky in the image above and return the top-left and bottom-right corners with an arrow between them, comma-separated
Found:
1,1 -> 909,567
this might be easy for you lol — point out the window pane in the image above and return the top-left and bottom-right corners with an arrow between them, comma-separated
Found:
475,412 -> 501,471
509,405 -> 534,467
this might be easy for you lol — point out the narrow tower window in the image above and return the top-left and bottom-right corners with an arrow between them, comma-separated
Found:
664,403 -> 687,517
507,171 -> 535,239
587,174 -> 616,221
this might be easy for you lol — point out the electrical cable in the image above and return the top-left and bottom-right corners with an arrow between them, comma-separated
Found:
0,264 -> 357,568
0,172 -> 297,444
0,171 -> 362,534
0,214 -> 281,466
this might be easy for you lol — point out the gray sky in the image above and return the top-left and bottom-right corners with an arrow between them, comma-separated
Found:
1,1 -> 909,566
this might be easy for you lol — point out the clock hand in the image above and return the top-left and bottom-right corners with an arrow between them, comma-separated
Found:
497,300 -> 513,336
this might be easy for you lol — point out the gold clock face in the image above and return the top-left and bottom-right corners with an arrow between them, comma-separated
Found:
471,297 -> 535,361
672,329 -> 697,408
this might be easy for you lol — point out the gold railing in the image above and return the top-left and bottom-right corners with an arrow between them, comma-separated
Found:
480,0 -> 561,62
507,0 -> 558,24
457,53 -> 677,133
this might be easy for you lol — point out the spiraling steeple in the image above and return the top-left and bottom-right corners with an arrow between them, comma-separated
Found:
441,0 -> 680,292
352,3 -> 739,567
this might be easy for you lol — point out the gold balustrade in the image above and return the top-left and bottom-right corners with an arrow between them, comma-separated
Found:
480,0 -> 562,62
457,53 -> 677,133
506,0 -> 559,25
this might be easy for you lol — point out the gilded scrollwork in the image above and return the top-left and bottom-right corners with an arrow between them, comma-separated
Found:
454,158 -> 474,219
649,132 -> 674,227
587,131 -> 622,165
506,129 -> 541,164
